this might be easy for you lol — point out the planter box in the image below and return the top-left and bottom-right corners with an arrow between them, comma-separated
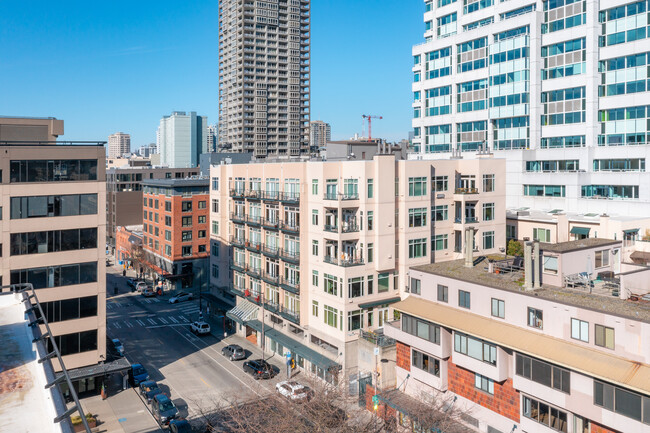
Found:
73,419 -> 96,432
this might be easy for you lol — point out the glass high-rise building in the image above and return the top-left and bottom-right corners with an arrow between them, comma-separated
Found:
218,0 -> 311,159
412,0 -> 650,216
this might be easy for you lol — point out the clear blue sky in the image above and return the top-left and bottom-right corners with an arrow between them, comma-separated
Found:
0,1 -> 424,147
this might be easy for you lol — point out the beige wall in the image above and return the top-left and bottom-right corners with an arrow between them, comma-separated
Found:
0,117 -> 64,142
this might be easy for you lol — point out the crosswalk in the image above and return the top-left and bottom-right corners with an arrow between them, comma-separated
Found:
108,314 -> 193,329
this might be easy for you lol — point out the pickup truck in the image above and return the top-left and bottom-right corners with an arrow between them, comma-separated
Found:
190,321 -> 211,336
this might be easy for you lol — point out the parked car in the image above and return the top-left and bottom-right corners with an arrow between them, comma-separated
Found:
136,281 -> 149,292
139,380 -> 165,404
169,419 -> 192,433
221,344 -> 246,361
126,278 -> 139,289
129,364 -> 149,386
152,394 -> 178,426
275,381 -> 313,402
243,359 -> 274,379
112,338 -> 125,356
190,321 -> 210,335
142,288 -> 156,297
169,292 -> 193,304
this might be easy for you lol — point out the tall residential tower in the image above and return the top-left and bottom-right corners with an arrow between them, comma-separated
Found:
411,0 -> 650,217
158,111 -> 208,168
310,120 -> 331,149
108,132 -> 131,159
218,0 -> 311,158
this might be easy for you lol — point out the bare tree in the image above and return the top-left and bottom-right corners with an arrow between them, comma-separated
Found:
189,378 -> 474,433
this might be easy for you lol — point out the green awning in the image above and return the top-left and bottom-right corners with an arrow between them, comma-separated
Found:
226,299 -> 259,324
246,320 -> 339,371
623,228 -> 640,234
358,296 -> 402,310
570,227 -> 590,236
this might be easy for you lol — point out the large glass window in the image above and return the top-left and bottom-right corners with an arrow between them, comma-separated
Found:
412,349 -> 440,377
10,159 -> 98,183
408,208 -> 427,227
523,396 -> 568,432
11,228 -> 97,255
11,194 -> 97,219
454,332 -> 497,365
11,262 -> 97,289
594,380 -> 650,423
595,324 -> 615,349
408,177 -> 427,196
408,238 -> 427,258
401,314 -> 441,345
37,296 -> 98,323
571,318 -> 589,342
516,353 -> 570,393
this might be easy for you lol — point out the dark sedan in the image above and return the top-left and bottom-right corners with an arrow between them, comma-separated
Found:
221,344 -> 246,361
243,359 -> 275,379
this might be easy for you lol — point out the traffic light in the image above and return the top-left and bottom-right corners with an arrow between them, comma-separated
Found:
372,395 -> 379,411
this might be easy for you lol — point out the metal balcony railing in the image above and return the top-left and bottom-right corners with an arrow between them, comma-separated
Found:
455,187 -> 479,194
280,249 -> 300,263
231,212 -> 246,224
341,223 -> 359,233
324,224 -> 338,233
230,236 -> 246,247
279,306 -> 300,324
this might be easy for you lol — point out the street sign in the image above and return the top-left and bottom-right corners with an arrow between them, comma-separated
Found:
285,351 -> 292,360
374,347 -> 379,356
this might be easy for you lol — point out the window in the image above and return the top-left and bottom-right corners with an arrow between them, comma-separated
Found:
433,234 -> 448,251
483,231 -> 494,249
211,263 -> 219,278
528,307 -> 543,329
408,177 -> 426,196
182,216 -> 192,227
182,231 -> 192,242
412,350 -> 440,377
198,215 -> 206,224
491,298 -> 504,318
348,277 -> 364,298
410,278 -> 421,295
165,245 -> 171,256
595,249 -> 610,268
11,262 -> 98,289
402,314 -> 441,345
324,305 -> 338,328
523,396 -> 568,432
198,201 -> 206,209
182,201 -> 192,212
595,324 -> 615,349
212,199 -> 219,213
543,255 -> 558,274
10,194 -> 97,219
324,274 -> 338,296
368,243 -> 374,263
212,177 -> 219,191
482,174 -> 494,192
311,179 -> 318,195
475,374 -> 494,395
378,273 -> 389,293
198,230 -> 206,238
312,300 -> 318,317
165,230 -> 171,241
312,270 -> 318,287
165,201 -> 171,211
533,228 -> 551,242
408,238 -> 426,258
367,179 -> 374,198
437,285 -> 448,302
594,380 -> 650,423
433,176 -> 448,192
483,203 -> 494,221
312,240 -> 318,256
348,310 -> 362,331
9,159 -> 98,183
458,290 -> 470,309
367,211 -> 374,230
46,330 -> 97,357
182,246 -> 192,256
454,332 -> 497,365
311,210 -> 318,225
37,296 -> 98,323
433,205 -> 448,222
516,353 -> 571,394
212,220 -> 219,235
571,318 -> 589,342
408,208 -> 427,227
10,228 -> 97,256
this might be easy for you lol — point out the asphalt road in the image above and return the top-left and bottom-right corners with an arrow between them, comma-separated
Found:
106,268 -> 289,428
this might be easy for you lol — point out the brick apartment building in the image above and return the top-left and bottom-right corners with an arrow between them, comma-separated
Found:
115,225 -> 143,268
141,178 -> 210,293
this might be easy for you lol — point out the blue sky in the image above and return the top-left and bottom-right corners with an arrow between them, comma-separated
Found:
0,1 -> 424,147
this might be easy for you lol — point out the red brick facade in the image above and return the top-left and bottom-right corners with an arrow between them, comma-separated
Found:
115,225 -> 142,266
591,421 -> 620,433
365,384 -> 396,422
396,341 -> 411,371
447,358 -> 520,422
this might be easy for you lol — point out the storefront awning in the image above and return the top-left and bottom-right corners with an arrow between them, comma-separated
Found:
358,296 -> 402,310
623,228 -> 640,234
630,251 -> 650,262
226,299 -> 259,324
56,357 -> 131,381
570,227 -> 590,236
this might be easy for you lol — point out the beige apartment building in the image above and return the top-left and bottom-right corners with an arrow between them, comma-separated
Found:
107,132 -> 131,159
0,117 -> 106,382
209,154 -> 505,383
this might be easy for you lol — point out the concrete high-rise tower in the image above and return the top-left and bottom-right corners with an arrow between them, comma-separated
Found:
158,111 -> 208,168
108,132 -> 131,158
218,0 -> 311,159
310,120 -> 331,148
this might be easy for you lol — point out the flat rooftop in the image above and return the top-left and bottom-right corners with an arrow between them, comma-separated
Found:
142,178 -> 209,188
507,208 -> 649,223
0,294 -> 63,433
412,257 -> 650,323
539,238 -> 620,253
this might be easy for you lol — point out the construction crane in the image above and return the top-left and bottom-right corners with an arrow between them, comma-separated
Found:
362,114 -> 383,141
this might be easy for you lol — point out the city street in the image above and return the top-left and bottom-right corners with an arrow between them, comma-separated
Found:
105,267 -> 292,430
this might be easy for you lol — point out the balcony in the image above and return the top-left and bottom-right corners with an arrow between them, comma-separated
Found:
262,191 -> 280,202
230,236 -> 246,248
455,187 -> 478,194
246,267 -> 262,279
341,192 -> 359,200
324,224 -> 338,233
231,212 -> 246,224
465,217 -> 478,224
243,289 -> 263,305
341,257 -> 364,267
280,277 -> 300,294
244,240 -> 262,252
280,249 -> 300,264
229,261 -> 246,273
261,217 -> 280,230
280,221 -> 300,234
229,283 -> 245,298
262,271 -> 280,285
341,223 -> 359,233
261,244 -> 280,258
264,301 -> 280,313
246,190 -> 262,200
230,188 -> 246,198
280,192 -> 300,204
279,306 -> 300,324
323,192 -> 339,201
246,215 -> 262,227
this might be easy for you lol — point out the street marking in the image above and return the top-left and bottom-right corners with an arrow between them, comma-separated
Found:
199,377 -> 211,388
169,317 -> 179,324
147,318 -> 157,325
180,316 -> 190,323
146,323 -> 188,329
118,418 -> 127,422
136,319 -> 145,326
158,317 -> 168,324
125,321 -> 134,328
113,322 -> 121,329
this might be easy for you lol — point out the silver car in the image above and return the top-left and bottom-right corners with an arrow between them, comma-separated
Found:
168,292 -> 193,304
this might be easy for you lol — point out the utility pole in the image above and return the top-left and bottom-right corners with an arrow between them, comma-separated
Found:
261,293 -> 266,359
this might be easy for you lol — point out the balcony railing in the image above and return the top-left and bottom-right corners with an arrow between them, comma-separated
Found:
455,187 -> 479,194
262,272 -> 280,285
229,284 -> 245,297
279,306 -> 300,324
341,223 -> 359,233
229,261 -> 246,272
230,236 -> 246,248
280,277 -> 300,294
246,215 -> 262,226
246,267 -> 262,279
262,191 -> 280,201
324,255 -> 337,265
261,245 -> 280,258
323,192 -> 338,200
264,301 -> 280,313
280,221 -> 300,233
361,329 -> 396,348
230,188 -> 246,198
245,240 -> 262,252
341,192 -> 359,200
341,257 -> 364,267
280,249 -> 300,263
231,212 -> 246,224
280,192 -> 300,203
246,190 -> 263,200
262,217 -> 280,230
465,217 -> 478,223
324,224 -> 338,233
